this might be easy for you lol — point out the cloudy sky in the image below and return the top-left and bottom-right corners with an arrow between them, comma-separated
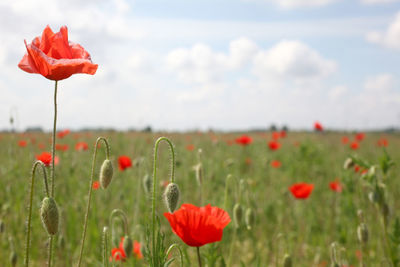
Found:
1,0 -> 400,131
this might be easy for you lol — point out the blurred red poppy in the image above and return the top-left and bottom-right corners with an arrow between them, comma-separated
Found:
289,183 -> 314,199
355,132 -> 365,142
18,140 -> 27,147
36,152 -> 59,166
377,138 -> 388,147
235,135 -> 253,146
75,142 -> 89,151
329,180 -> 342,193
341,136 -> 349,144
245,157 -> 252,165
164,203 -> 231,247
18,25 -> 98,81
270,160 -> 281,168
268,140 -> 281,151
314,121 -> 323,131
118,155 -> 132,171
57,129 -> 70,138
110,237 -> 143,262
92,181 -> 100,190
186,144 -> 195,151
272,132 -> 280,140
354,165 -> 360,173
280,130 -> 287,138
55,144 -> 69,151
350,142 -> 359,150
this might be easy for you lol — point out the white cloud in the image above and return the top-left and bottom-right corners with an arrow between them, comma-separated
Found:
244,0 -> 340,8
361,0 -> 399,4
329,85 -> 348,100
366,12 -> 400,49
364,73 -> 395,92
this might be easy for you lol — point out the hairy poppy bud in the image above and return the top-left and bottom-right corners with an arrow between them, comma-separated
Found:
143,174 -> 152,195
357,223 -> 368,244
194,163 -> 203,186
343,158 -> 354,170
10,251 -> 17,267
283,254 -> 292,267
100,159 -> 113,189
40,197 -> 59,235
233,203 -> 243,228
164,183 -> 180,213
245,207 -> 255,230
123,235 -> 133,258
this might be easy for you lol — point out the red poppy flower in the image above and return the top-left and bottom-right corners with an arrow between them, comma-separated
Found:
355,132 -> 365,142
186,144 -> 195,151
75,142 -> 89,151
268,140 -> 281,151
245,157 -> 252,165
350,142 -> 359,150
164,203 -> 231,247
110,237 -> 143,262
329,180 -> 342,193
314,121 -> 323,131
118,155 -> 132,171
92,181 -> 100,190
377,138 -> 388,147
270,160 -> 281,168
280,130 -> 287,138
235,135 -> 253,146
341,136 -> 349,144
38,143 -> 46,150
354,165 -> 360,173
289,183 -> 314,199
57,129 -> 70,138
55,144 -> 69,151
18,140 -> 27,147
36,152 -> 59,166
18,25 -> 98,81
272,132 -> 280,140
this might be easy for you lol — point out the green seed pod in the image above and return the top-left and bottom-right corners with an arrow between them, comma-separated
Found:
0,219 -> 4,233
245,207 -> 255,230
40,197 -> 59,235
283,254 -> 292,267
123,235 -> 133,258
233,203 -> 243,228
357,223 -> 368,244
343,158 -> 354,170
10,251 -> 17,267
143,174 -> 152,195
100,159 -> 113,189
164,183 -> 180,213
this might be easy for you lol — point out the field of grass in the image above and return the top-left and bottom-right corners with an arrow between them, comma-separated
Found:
0,130 -> 399,266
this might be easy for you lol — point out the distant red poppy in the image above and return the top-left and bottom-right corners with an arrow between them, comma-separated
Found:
377,138 -> 388,147
164,203 -> 231,247
226,140 -> 234,146
289,183 -> 314,199
75,142 -> 89,151
186,144 -> 195,151
36,152 -> 59,166
110,237 -> 143,262
350,142 -> 359,150
18,140 -> 27,147
272,132 -> 280,140
270,160 -> 281,168
235,135 -> 253,146
55,144 -> 69,151
355,132 -> 365,142
38,143 -> 46,150
314,121 -> 323,131
57,129 -> 70,139
354,165 -> 360,173
268,140 -> 281,151
341,136 -> 349,144
329,180 -> 342,193
280,130 -> 287,138
92,181 -> 100,190
245,157 -> 252,165
118,155 -> 132,171
361,169 -> 368,175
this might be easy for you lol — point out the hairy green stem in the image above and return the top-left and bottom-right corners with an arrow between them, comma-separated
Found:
165,243 -> 184,267
77,137 -> 111,267
50,80 -> 58,197
109,209 -> 129,236
25,161 -> 50,267
196,247 -> 202,267
103,227 -> 109,267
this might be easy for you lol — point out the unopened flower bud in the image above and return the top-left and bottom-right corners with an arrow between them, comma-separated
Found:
283,254 -> 292,267
343,158 -> 354,170
245,207 -> 255,230
233,203 -> 243,228
40,197 -> 59,235
194,163 -> 203,186
10,251 -> 17,267
100,159 -> 113,189
123,235 -> 133,258
357,223 -> 368,244
143,174 -> 152,195
164,183 -> 180,213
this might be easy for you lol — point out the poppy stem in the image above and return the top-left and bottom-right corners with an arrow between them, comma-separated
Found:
165,244 -> 184,267
152,137 -> 175,261
50,80 -> 57,197
196,247 -> 202,267
102,227 -> 109,267
25,161 -> 50,267
109,209 -> 130,236
77,137 -> 111,267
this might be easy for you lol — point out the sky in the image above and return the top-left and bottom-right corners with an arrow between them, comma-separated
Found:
1,0 -> 400,132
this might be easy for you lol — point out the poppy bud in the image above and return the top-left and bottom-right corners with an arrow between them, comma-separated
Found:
40,197 -> 59,235
194,163 -> 203,186
100,159 -> 113,189
283,254 -> 292,267
245,207 -> 255,230
164,183 -> 180,213
343,158 -> 354,170
330,243 -> 339,267
123,235 -> 133,258
10,251 -> 17,267
233,203 -> 243,228
143,174 -> 152,195
0,220 -> 4,233
357,223 -> 368,244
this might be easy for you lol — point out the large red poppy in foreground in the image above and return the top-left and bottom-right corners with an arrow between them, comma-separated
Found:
164,203 -> 231,247
18,25 -> 98,81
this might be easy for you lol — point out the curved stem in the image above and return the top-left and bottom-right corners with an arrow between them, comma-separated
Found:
152,137 -> 175,260
165,243 -> 184,267
196,247 -> 202,267
103,227 -> 109,267
109,209 -> 129,236
77,137 -> 111,267
223,174 -> 237,210
50,80 -> 58,197
25,161 -> 50,267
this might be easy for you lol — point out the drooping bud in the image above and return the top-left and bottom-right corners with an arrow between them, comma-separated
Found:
330,243 -> 339,267
233,203 -> 243,228
123,235 -> 133,258
343,158 -> 354,170
40,197 -> 59,235
357,223 -> 368,244
245,207 -> 255,230
164,183 -> 180,213
10,251 -> 17,267
143,174 -> 152,195
100,159 -> 113,189
283,254 -> 292,267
